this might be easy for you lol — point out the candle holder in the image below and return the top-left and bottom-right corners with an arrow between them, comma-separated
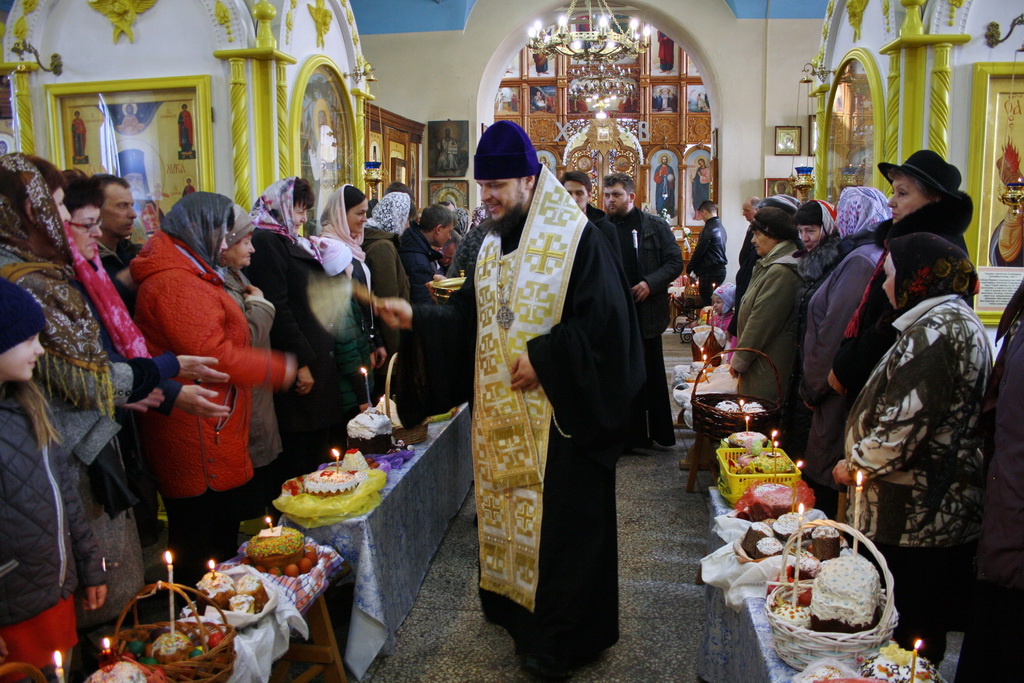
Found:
790,166 -> 814,202
363,161 -> 383,200
999,181 -> 1024,222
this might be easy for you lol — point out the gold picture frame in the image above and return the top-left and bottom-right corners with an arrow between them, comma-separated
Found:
966,62 -> 1024,325
774,126 -> 801,156
46,75 -> 213,238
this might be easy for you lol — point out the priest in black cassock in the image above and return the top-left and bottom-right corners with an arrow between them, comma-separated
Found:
377,121 -> 644,679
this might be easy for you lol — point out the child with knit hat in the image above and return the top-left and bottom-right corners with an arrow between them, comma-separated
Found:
0,277 -> 106,676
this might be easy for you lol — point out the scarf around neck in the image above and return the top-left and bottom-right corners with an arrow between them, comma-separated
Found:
0,153 -> 114,414
319,184 -> 366,262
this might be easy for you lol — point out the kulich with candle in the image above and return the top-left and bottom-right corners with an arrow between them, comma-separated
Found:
859,641 -> 940,682
245,526 -> 305,569
346,406 -> 395,454
197,560 -> 236,609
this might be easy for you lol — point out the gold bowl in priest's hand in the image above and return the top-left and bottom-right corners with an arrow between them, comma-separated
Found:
430,276 -> 466,304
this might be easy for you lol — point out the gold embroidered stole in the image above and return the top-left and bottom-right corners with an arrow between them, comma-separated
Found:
472,166 -> 587,610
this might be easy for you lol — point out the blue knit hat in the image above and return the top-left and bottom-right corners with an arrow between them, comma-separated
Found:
0,277 -> 46,355
474,121 -> 541,181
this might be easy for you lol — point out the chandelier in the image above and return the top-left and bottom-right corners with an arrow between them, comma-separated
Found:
527,0 -> 649,64
568,63 -> 636,102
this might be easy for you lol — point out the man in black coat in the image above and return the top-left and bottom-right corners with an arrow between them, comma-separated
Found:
688,200 -> 728,307
560,170 -> 619,263
399,204 -> 453,304
603,172 -> 683,447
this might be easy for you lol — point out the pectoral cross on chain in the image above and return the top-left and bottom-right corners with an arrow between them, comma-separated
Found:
525,233 -> 567,274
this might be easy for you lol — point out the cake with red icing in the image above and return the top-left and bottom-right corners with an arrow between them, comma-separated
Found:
303,467 -> 367,497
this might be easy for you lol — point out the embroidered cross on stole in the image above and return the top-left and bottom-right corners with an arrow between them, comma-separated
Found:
472,167 -> 587,610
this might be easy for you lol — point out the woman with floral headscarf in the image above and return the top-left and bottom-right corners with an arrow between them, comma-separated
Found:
132,192 -> 293,583
246,177 -> 344,483
834,233 -> 989,663
0,155 -> 225,626
362,191 -> 411,380
799,187 -> 890,516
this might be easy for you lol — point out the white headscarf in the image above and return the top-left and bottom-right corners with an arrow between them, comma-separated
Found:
367,192 -> 411,235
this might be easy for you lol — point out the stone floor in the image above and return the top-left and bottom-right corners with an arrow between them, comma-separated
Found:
360,332 -> 716,681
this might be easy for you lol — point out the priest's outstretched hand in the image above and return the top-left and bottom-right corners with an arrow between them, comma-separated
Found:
377,297 -> 414,329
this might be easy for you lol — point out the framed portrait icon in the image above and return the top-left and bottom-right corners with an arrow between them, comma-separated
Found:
47,76 -> 213,238
774,125 -> 801,156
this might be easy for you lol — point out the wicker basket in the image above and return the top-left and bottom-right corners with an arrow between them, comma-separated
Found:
691,347 -> 782,441
383,353 -> 428,444
0,662 -> 46,683
764,519 -> 898,669
111,582 -> 236,682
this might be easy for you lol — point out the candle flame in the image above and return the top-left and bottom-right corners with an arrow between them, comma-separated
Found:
102,637 -> 111,650
798,502 -> 805,515
771,429 -> 779,438
856,469 -> 864,487
914,639 -> 923,650
208,559 -> 216,571
53,651 -> 62,669
265,516 -> 273,527
331,448 -> 341,458
796,460 -> 804,469
360,367 -> 368,376
164,550 -> 173,565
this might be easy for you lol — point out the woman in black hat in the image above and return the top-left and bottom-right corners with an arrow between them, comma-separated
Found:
829,150 -> 973,401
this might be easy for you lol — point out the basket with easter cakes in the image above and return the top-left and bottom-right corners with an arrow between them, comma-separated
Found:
764,518 -> 898,670
108,581 -> 235,682
272,448 -> 387,527
192,560 -> 282,630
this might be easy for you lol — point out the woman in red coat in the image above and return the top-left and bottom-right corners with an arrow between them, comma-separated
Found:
131,192 -> 294,583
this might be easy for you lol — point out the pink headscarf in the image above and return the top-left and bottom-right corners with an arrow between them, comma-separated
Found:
62,223 -> 150,359
319,184 -> 366,262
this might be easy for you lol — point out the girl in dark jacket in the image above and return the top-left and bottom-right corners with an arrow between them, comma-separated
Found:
0,277 -> 105,672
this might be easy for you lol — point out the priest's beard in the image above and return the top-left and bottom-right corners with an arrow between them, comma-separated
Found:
485,202 -> 530,238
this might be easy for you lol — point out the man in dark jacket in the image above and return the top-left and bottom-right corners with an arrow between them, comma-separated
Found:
94,174 -> 142,311
399,204 -> 453,304
688,200 -> 728,306
560,170 -> 619,263
604,172 -> 683,447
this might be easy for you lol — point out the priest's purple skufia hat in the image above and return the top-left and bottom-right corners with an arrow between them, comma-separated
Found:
474,121 -> 541,181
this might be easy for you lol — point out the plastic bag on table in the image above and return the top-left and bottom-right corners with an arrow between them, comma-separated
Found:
734,480 -> 815,521
272,469 -> 387,528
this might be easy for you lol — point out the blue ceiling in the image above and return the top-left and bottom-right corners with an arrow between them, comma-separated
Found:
349,0 -> 828,35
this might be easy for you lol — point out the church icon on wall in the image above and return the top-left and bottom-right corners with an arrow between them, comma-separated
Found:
71,110 -> 89,165
178,104 -> 195,160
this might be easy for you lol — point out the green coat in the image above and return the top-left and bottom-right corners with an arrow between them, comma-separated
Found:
335,299 -> 375,413
734,240 -> 800,402
362,227 -> 410,356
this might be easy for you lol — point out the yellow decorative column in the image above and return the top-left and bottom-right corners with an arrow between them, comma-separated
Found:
352,85 -> 373,193
884,53 -> 900,163
227,58 -> 251,208
928,44 -> 953,158
812,83 -> 829,200
879,0 -> 968,158
0,63 -> 38,155
214,2 -> 295,206
277,61 -> 290,179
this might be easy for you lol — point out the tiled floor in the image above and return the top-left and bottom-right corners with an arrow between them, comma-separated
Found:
362,333 -> 715,681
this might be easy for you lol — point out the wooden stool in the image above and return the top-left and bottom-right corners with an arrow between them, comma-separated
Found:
684,432 -> 717,493
270,595 -> 347,683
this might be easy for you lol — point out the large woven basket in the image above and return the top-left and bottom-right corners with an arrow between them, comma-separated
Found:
0,662 -> 46,683
691,347 -> 782,441
111,582 -> 236,682
764,519 -> 898,669
383,353 -> 428,444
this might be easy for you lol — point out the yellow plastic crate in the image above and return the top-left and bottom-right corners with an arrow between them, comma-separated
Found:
716,447 -> 802,505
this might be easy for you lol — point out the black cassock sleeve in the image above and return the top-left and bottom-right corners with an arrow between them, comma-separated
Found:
396,225 -> 644,468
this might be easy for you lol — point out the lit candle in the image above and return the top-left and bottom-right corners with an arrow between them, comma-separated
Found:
53,651 -> 64,683
332,447 -> 341,471
164,551 -> 175,634
771,430 -> 779,456
360,367 -> 370,404
208,559 -> 216,577
265,515 -> 273,530
853,470 -> 864,555
791,460 -> 804,512
791,503 -> 806,607
910,639 -> 922,681
99,637 -> 116,671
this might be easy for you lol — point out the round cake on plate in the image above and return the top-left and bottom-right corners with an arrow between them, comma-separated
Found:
303,467 -> 368,497
246,526 -> 305,569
